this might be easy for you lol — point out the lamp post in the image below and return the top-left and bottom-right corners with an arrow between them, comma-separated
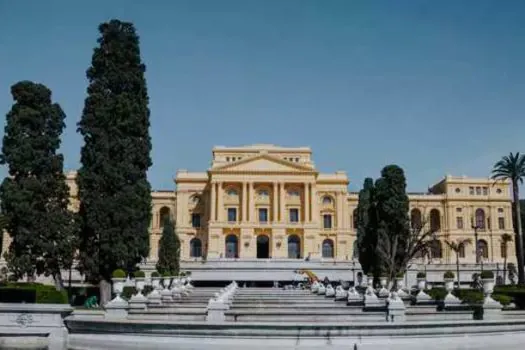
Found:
471,217 -> 480,265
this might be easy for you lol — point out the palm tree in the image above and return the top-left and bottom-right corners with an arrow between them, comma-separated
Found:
445,238 -> 472,289
492,152 -> 525,285
501,233 -> 513,284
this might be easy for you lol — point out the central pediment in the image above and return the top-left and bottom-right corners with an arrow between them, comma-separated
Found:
211,154 -> 316,173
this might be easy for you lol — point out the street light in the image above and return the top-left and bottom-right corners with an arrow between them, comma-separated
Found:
471,217 -> 480,265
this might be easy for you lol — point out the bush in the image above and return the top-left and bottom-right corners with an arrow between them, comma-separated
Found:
480,270 -> 494,279
151,271 -> 160,278
134,270 -> 145,278
0,283 -> 68,304
454,289 -> 483,305
396,272 -> 404,278
494,285 -> 525,309
444,271 -> 455,279
427,288 -> 447,301
492,294 -> 512,306
162,271 -> 171,278
112,269 -> 126,278
417,272 -> 426,279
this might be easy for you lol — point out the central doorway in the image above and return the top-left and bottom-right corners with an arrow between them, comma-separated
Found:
256,235 -> 270,259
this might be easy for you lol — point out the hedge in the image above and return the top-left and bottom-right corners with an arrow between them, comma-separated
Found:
121,285 -> 154,300
0,283 -> 68,304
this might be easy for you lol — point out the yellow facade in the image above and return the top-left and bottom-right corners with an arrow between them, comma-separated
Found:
1,144 -> 515,266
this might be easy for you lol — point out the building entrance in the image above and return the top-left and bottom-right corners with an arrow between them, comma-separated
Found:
256,235 -> 270,259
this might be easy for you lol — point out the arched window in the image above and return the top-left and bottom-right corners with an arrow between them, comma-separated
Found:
288,235 -> 301,259
430,209 -> 441,232
322,196 -> 333,205
225,235 -> 238,258
227,189 -> 238,197
410,208 -> 422,230
322,239 -> 334,258
478,239 -> 489,259
353,208 -> 358,229
159,207 -> 171,228
475,209 -> 486,230
430,239 -> 442,259
190,238 -> 202,258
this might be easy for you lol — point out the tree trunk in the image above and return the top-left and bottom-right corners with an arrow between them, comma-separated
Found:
513,183 -> 525,285
99,279 -> 112,306
456,255 -> 460,289
53,272 -> 64,291
504,257 -> 507,284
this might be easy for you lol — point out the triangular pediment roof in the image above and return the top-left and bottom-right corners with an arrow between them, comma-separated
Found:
210,153 -> 316,173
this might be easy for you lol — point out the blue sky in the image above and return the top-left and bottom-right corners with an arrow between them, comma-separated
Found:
0,0 -> 524,192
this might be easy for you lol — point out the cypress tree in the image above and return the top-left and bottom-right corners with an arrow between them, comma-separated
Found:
356,178 -> 377,275
156,218 -> 180,275
0,81 -> 76,287
374,165 -> 410,280
77,19 -> 152,303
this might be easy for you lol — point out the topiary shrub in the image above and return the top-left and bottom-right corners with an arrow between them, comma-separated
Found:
151,271 -> 160,278
396,272 -> 404,278
427,287 -> 447,301
134,270 -> 145,278
444,271 -> 455,279
0,283 -> 68,304
142,285 -> 154,295
112,269 -> 126,279
492,294 -> 512,306
417,272 -> 426,279
121,286 -> 136,300
480,270 -> 494,279
162,271 -> 171,278
180,272 -> 186,277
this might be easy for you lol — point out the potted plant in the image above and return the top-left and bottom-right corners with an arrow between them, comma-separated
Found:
111,269 -> 127,296
162,272 -> 172,289
134,270 -> 146,295
443,270 -> 455,293
416,272 -> 427,291
151,271 -> 161,290
480,270 -> 495,296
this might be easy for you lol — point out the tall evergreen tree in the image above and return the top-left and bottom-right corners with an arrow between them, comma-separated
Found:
156,217 -> 180,275
374,165 -> 410,280
77,19 -> 152,303
356,178 -> 377,275
0,81 -> 76,287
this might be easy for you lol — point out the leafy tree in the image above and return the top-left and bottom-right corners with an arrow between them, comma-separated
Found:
0,214 -> 7,254
356,178 -> 377,275
156,217 -> 180,275
0,81 -> 76,288
445,238 -> 472,288
77,19 -> 152,303
491,152 -> 525,285
374,165 -> 411,280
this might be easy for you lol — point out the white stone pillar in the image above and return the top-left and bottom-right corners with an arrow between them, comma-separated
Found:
217,182 -> 223,222
280,182 -> 286,223
248,182 -> 254,222
242,182 -> 248,222
273,182 -> 279,222
210,182 -> 217,222
304,182 -> 310,222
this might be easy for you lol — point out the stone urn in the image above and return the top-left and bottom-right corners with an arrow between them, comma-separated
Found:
135,278 -> 145,296
444,278 -> 455,293
112,278 -> 126,297
417,278 -> 426,291
151,276 -> 161,290
367,277 -> 374,288
380,277 -> 387,289
482,278 -> 495,297
396,278 -> 404,290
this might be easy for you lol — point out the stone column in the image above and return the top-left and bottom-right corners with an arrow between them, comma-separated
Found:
311,182 -> 318,224
304,182 -> 310,222
273,182 -> 279,222
217,182 -> 223,222
210,181 -> 217,222
248,182 -> 254,222
280,182 -> 286,223
242,182 -> 248,222
337,191 -> 344,229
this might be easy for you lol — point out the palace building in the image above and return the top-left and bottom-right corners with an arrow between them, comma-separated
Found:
1,144 -> 515,267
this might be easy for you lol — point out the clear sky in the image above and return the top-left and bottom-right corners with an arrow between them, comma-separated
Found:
0,0 -> 524,192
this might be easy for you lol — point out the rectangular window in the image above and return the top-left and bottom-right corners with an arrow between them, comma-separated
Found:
191,213 -> 201,228
456,217 -> 464,229
259,208 -> 268,223
476,187 -> 481,195
227,208 -> 237,222
323,214 -> 332,229
469,187 -> 474,195
498,217 -> 505,230
289,208 -> 299,223
482,187 -> 488,195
